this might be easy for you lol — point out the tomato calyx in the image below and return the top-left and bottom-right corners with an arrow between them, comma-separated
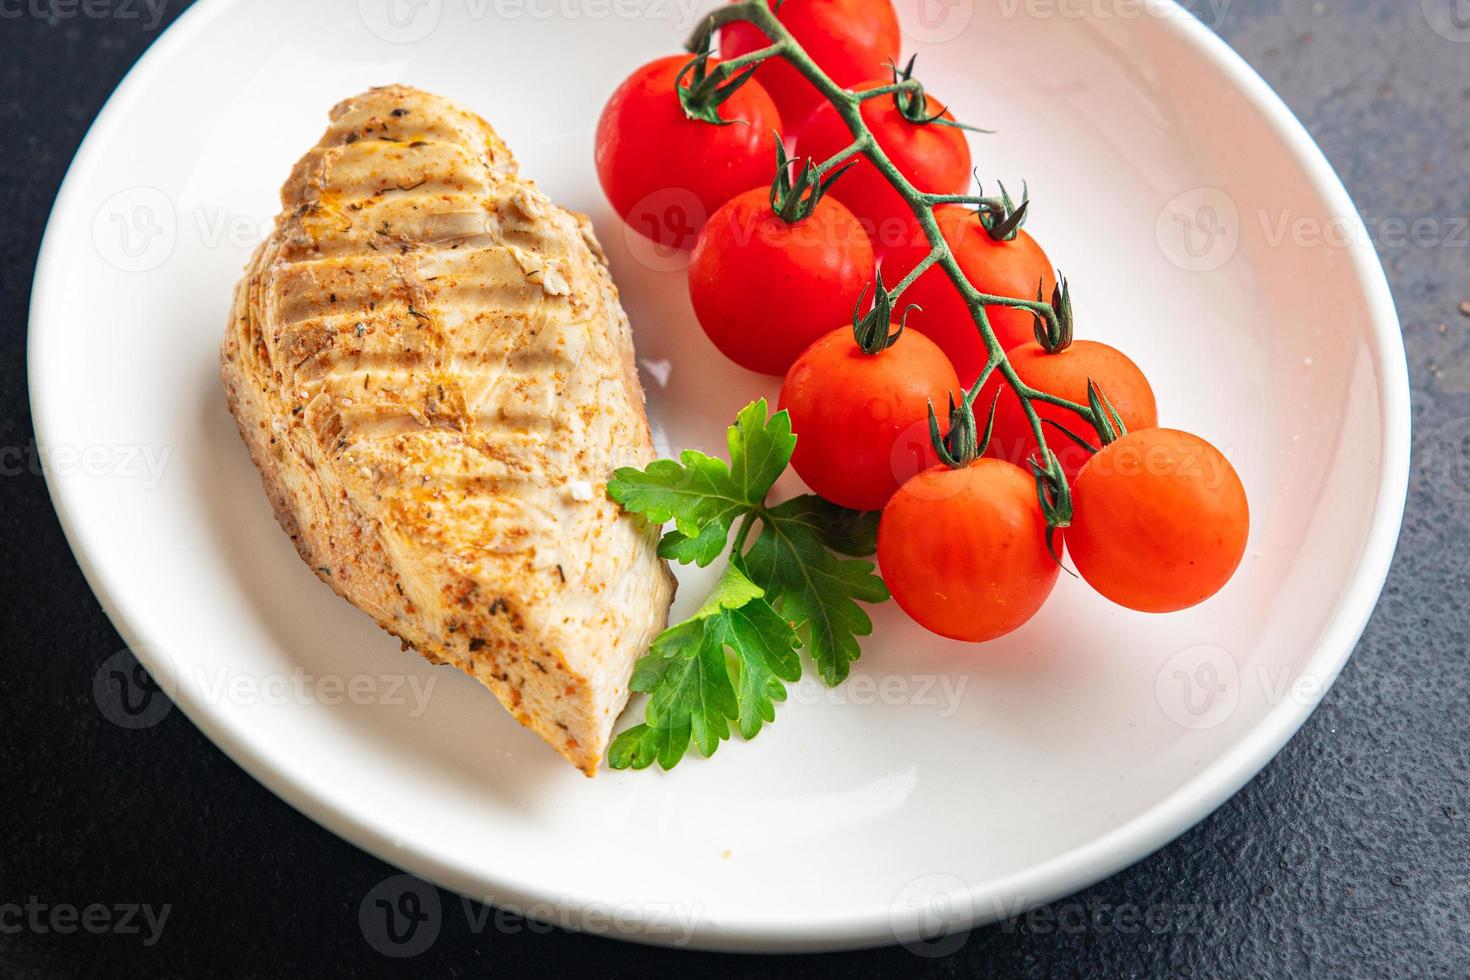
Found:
1028,447 -> 1073,566
977,179 -> 1030,243
676,45 -> 763,126
886,55 -> 989,134
1038,378 -> 1128,464
852,267 -> 918,354
1085,379 -> 1129,446
769,139 -> 858,223
1030,274 -> 1074,352
927,377 -> 1000,469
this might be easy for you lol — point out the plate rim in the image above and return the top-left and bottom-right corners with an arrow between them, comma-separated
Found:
28,0 -> 1411,953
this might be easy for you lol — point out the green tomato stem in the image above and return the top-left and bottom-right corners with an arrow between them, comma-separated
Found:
715,41 -> 787,73
854,79 -> 924,102
812,138 -> 870,176
891,246 -> 941,295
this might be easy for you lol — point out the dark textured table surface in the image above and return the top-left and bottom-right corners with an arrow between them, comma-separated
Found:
2,1 -> 1467,976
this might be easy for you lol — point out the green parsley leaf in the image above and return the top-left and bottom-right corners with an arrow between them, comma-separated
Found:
606,402 -> 887,771
608,400 -> 794,568
717,597 -> 802,739
759,493 -> 881,557
739,496 -> 889,686
608,564 -> 798,770
657,519 -> 732,568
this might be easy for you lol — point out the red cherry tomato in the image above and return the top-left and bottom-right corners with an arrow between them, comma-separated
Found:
884,205 -> 1055,384
878,459 -> 1061,642
780,326 -> 962,511
979,340 -> 1158,481
596,55 -> 781,250
797,80 -> 972,253
689,189 -> 875,375
720,0 -> 900,136
1068,429 -> 1249,613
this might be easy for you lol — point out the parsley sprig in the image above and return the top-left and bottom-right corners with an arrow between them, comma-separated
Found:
607,400 -> 889,770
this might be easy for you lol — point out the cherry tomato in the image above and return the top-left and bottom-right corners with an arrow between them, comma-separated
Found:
720,0 -> 900,136
884,205 -> 1055,384
780,326 -> 961,510
878,459 -> 1061,642
797,80 -> 972,253
689,189 -> 875,375
979,340 -> 1158,481
596,55 -> 781,250
1068,429 -> 1248,613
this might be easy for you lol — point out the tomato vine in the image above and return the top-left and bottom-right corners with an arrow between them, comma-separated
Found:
680,1 -> 1112,535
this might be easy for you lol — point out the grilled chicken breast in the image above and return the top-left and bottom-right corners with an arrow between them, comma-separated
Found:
221,85 -> 675,775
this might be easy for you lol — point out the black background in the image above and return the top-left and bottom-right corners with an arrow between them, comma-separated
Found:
2,1 -> 1467,976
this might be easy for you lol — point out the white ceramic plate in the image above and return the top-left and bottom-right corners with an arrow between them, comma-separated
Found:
31,0 -> 1409,953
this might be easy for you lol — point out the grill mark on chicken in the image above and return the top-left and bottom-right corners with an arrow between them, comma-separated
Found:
221,86 -> 674,775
